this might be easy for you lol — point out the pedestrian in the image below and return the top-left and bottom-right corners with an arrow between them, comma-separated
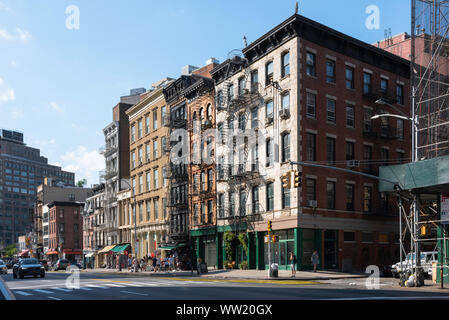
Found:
169,255 -> 174,271
128,256 -> 132,271
140,258 -> 145,272
289,252 -> 297,277
311,250 -> 319,272
152,256 -> 157,272
156,256 -> 161,272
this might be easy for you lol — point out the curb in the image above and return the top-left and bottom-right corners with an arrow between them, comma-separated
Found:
78,270 -> 368,281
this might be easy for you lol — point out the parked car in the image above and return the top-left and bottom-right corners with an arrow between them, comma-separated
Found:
13,258 -> 45,279
38,260 -> 49,271
391,251 -> 438,278
53,259 -> 70,271
0,260 -> 7,274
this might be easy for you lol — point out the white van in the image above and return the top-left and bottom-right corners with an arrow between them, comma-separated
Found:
391,251 -> 438,278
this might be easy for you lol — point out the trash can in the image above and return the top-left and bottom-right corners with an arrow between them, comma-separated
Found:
270,263 -> 279,278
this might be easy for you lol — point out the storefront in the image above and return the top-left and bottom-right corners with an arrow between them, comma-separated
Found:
190,227 -> 217,269
63,249 -> 83,263
45,250 -> 59,264
95,245 -> 115,268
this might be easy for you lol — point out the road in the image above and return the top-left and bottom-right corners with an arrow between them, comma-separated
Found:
2,269 -> 449,300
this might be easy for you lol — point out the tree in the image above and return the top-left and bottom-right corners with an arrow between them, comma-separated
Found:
76,179 -> 87,187
4,244 -> 18,257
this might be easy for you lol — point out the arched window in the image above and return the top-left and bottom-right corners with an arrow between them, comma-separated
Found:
193,111 -> 197,120
206,104 -> 212,120
199,108 -> 204,121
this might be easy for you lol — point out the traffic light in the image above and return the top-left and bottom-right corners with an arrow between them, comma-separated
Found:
267,220 -> 272,233
293,170 -> 302,188
421,225 -> 427,236
281,171 -> 291,189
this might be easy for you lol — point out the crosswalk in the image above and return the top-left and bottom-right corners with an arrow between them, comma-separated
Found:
11,279 -> 220,298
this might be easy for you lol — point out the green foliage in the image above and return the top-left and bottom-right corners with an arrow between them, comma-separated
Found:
4,244 -> 18,257
240,260 -> 248,270
223,231 -> 236,262
76,179 -> 87,187
237,233 -> 248,256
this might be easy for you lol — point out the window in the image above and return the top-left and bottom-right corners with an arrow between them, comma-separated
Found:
306,133 -> 316,161
207,169 -> 213,190
397,152 -> 405,164
251,108 -> 258,129
381,78 -> 388,96
326,137 -> 336,165
380,192 -> 389,212
139,175 -> 143,193
266,139 -> 273,167
153,169 -> 159,189
282,185 -> 290,209
146,172 -> 151,191
153,110 -> 158,130
266,182 -> 274,211
346,104 -> 355,128
131,151 -> 135,169
281,52 -> 290,77
281,92 -> 290,111
266,100 -> 274,118
138,120 -> 142,139
162,198 -> 167,218
326,98 -> 336,123
238,113 -> 246,131
381,148 -> 389,166
161,136 -> 166,154
306,179 -> 316,201
238,77 -> 245,96
218,194 -> 224,218
252,186 -> 259,214
306,52 -> 316,76
207,199 -> 213,223
138,147 -> 143,165
363,73 -> 372,94
346,67 -> 354,89
363,109 -> 372,132
145,115 -> 150,133
397,119 -> 404,140
306,92 -> 316,118
346,184 -> 354,211
154,199 -> 159,220
344,232 -> 355,242
265,61 -> 273,85
153,140 -> 158,158
362,232 -> 373,242
229,192 -> 235,217
326,60 -> 336,83
146,200 -> 151,220
363,186 -> 372,213
346,141 -> 355,161
227,84 -> 234,102
327,181 -> 336,209
396,84 -> 404,104
131,125 -> 135,143
239,189 -> 246,216
250,70 -> 258,93
161,106 -> 167,125
363,145 -> 373,171
139,202 -> 143,222
281,133 -> 290,162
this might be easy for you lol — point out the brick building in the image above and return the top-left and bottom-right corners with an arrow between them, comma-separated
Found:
211,14 -> 411,272
47,201 -> 84,263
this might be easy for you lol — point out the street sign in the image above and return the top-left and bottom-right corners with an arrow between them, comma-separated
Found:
442,193 -> 449,224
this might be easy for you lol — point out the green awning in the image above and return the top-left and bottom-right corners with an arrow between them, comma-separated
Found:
158,243 -> 187,250
110,244 -> 130,253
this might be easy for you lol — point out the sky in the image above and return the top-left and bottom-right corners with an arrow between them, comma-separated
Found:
0,0 -> 411,186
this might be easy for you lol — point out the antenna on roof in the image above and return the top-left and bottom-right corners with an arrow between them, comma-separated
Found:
295,2 -> 299,14
243,36 -> 248,47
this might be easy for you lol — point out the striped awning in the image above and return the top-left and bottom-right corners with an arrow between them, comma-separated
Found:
97,245 -> 116,254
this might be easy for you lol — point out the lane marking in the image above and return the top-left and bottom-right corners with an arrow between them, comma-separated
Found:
86,284 -> 108,289
14,291 -> 32,296
79,287 -> 93,291
122,283 -> 145,287
102,283 -> 126,287
33,289 -> 54,294
48,296 -> 62,300
120,290 -> 149,296
53,288 -> 72,292
156,277 -> 319,285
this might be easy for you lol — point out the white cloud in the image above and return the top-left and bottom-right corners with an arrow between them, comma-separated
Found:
16,28 -> 31,43
0,28 -> 31,43
61,146 -> 104,186
10,107 -> 24,119
0,77 -> 15,102
49,101 -> 63,113
0,29 -> 13,40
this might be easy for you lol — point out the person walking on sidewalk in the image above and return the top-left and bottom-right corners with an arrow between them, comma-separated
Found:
311,250 -> 319,272
289,252 -> 297,277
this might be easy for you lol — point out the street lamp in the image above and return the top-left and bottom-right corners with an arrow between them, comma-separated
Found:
120,178 -> 138,273
372,98 -> 422,285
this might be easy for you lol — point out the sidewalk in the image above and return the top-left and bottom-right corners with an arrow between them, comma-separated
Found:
79,267 -> 368,281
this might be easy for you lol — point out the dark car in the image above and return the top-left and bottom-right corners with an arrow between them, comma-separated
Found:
38,260 -> 49,271
13,258 -> 45,279
53,259 -> 70,271
6,260 -> 16,269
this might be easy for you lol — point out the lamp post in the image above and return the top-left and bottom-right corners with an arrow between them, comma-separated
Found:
120,178 -> 138,273
372,98 -> 421,285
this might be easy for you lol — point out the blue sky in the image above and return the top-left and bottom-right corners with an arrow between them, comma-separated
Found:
0,0 -> 410,186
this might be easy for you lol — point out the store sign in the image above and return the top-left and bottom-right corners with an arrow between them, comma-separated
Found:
442,194 -> 449,224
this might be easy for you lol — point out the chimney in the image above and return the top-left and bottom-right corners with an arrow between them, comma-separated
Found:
205,58 -> 219,66
181,65 -> 199,76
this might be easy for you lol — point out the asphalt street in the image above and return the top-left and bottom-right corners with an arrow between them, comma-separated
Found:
2,270 -> 449,300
